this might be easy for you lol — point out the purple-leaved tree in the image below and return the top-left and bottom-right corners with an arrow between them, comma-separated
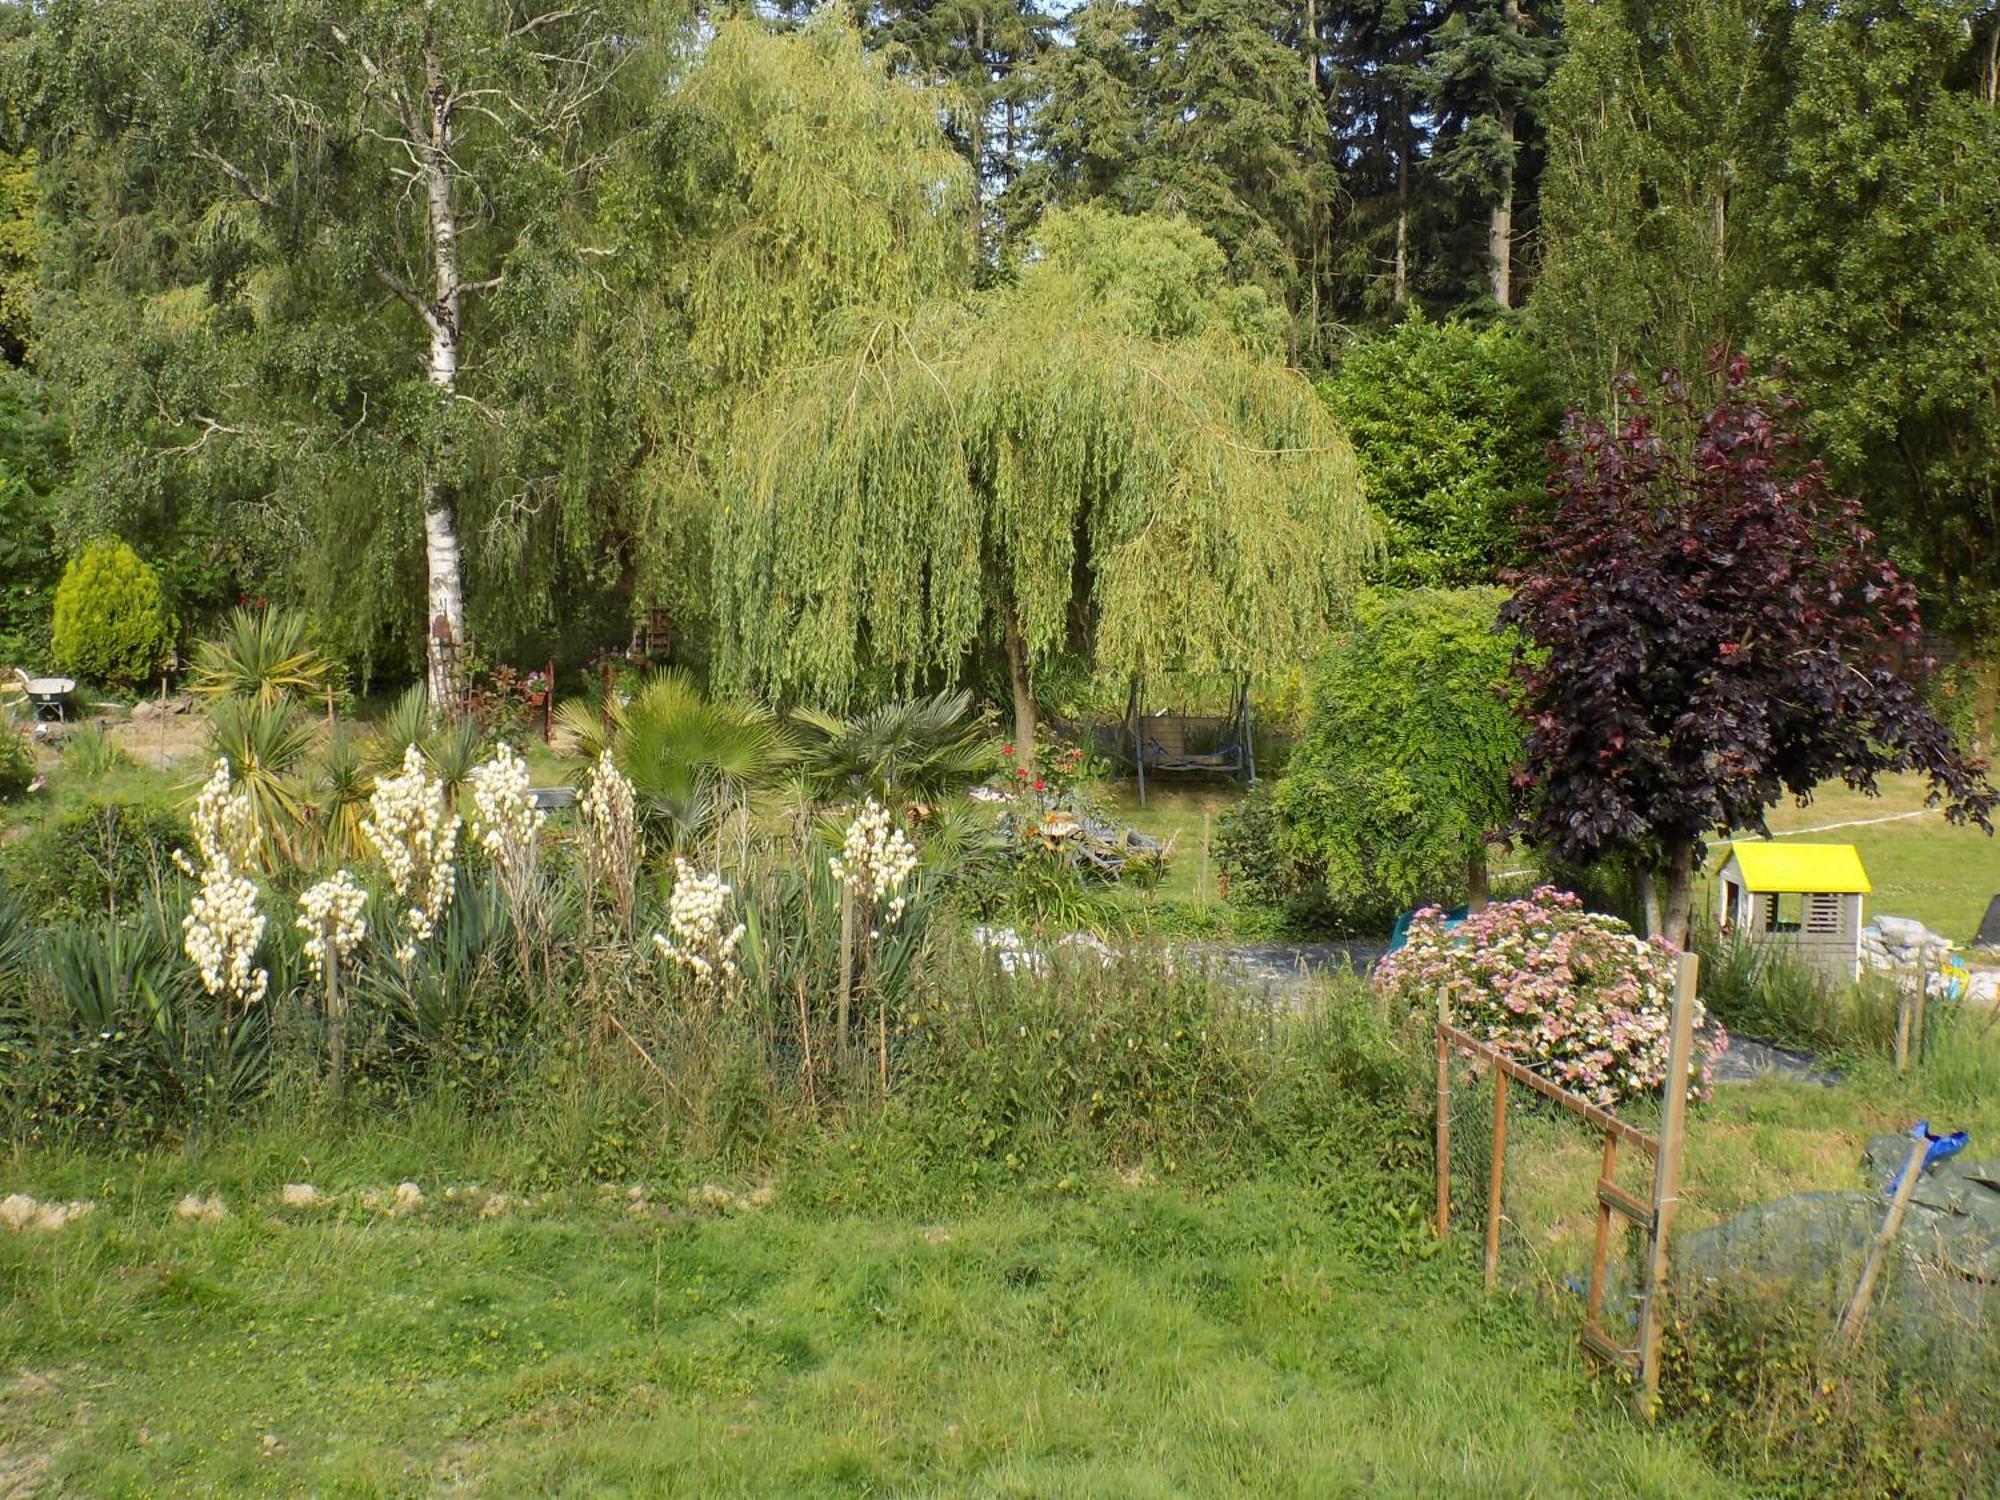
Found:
1502,355 -> 1995,944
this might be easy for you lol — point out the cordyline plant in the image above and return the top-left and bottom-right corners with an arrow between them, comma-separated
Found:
1503,357 -> 1996,944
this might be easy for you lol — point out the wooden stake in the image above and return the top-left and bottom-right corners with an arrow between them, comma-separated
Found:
1911,974 -> 1928,1068
1200,811 -> 1211,906
1586,1131 -> 1620,1324
1637,951 -> 1699,1418
836,889 -> 855,1060
1838,1133 -> 1931,1347
1895,970 -> 1913,1074
1484,1069 -> 1510,1290
1435,991 -> 1452,1239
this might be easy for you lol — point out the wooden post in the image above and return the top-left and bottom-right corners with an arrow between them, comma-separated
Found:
1911,968 -> 1928,1067
836,888 -> 855,1061
1435,992 -> 1452,1239
1484,1069 -> 1510,1290
1200,812 -> 1211,906
1895,966 -> 1913,1074
543,659 -> 555,744
1131,677 -> 1147,808
1586,1131 -> 1620,1324
1637,951 -> 1699,1417
1838,1133 -> 1931,1347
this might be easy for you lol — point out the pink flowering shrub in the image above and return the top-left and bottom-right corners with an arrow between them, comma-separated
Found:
1374,886 -> 1725,1107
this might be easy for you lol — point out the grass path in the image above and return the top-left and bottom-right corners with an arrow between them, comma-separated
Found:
0,1174 -> 1738,1497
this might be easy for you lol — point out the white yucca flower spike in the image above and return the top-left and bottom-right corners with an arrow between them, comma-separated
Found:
361,744 -> 460,960
580,754 -> 638,877
296,869 -> 368,983
178,758 -> 267,1008
829,798 -> 919,925
653,858 -> 745,995
467,742 -> 544,870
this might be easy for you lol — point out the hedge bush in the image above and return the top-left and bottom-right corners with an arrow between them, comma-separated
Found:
50,538 -> 173,686
0,796 -> 186,922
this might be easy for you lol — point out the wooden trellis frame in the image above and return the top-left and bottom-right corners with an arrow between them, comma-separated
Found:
1435,952 -> 1699,1417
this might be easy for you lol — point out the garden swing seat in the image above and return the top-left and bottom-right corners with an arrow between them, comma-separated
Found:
1121,676 -> 1256,807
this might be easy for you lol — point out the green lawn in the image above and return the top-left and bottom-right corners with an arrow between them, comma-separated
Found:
1099,772 -> 2000,945
0,1147 -> 1734,1497
1718,774 -> 2000,944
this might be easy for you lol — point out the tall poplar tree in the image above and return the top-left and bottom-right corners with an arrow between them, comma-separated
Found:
1750,0 -> 2000,627
1530,0 -> 1779,413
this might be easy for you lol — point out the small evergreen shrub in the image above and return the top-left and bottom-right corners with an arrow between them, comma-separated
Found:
0,725 -> 32,801
1373,887 -> 1726,1106
1212,783 -> 1347,936
49,538 -> 174,686
0,796 -> 186,922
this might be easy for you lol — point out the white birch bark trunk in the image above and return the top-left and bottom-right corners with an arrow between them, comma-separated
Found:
421,49 -> 468,716
1489,101 -> 1514,309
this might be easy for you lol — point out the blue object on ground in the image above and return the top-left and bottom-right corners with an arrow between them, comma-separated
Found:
1886,1120 -> 1970,1196
1386,904 -> 1469,954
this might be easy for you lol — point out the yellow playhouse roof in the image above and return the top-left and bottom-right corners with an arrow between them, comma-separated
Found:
1721,842 -> 1871,895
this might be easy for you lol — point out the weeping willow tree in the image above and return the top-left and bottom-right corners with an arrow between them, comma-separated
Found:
622,14 -> 975,638
717,208 -> 1376,762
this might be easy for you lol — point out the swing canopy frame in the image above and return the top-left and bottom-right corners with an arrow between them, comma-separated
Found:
1121,674 -> 1256,806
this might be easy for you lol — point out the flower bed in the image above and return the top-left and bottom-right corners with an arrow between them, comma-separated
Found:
1374,887 -> 1724,1107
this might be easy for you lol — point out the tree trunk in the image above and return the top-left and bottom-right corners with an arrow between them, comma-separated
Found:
1488,101 -> 1514,308
1002,603 -> 1037,769
420,49 -> 468,717
1637,865 -> 1662,940
1490,0 -> 1523,309
1393,91 -> 1410,308
1465,847 -> 1490,912
1662,838 -> 1698,950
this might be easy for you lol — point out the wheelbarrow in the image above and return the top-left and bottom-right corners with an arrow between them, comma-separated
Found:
11,669 -> 76,723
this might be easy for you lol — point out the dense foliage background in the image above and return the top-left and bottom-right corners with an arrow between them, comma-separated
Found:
0,0 -> 1994,678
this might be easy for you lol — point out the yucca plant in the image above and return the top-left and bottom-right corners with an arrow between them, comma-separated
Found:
369,685 -> 488,801
188,606 -> 336,708
203,696 -> 316,865
556,670 -> 796,856
306,725 -> 374,862
369,683 -> 434,770
790,688 -> 999,808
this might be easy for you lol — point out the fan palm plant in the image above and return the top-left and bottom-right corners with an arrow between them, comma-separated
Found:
790,688 -> 998,808
556,670 -> 796,856
188,606 -> 336,708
